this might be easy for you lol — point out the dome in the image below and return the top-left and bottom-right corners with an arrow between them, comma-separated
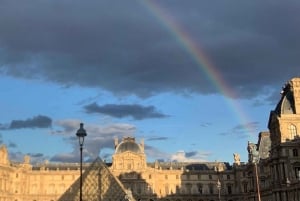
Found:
115,137 -> 142,154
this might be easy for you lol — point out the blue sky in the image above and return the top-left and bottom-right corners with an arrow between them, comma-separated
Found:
0,0 -> 299,164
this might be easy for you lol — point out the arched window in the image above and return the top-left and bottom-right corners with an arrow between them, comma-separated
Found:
288,124 -> 297,138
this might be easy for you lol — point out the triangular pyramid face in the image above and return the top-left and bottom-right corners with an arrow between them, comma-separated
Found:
58,157 -> 134,201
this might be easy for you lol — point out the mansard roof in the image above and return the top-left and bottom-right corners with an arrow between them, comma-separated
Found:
274,81 -> 296,115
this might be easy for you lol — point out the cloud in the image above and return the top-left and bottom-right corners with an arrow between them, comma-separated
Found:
144,144 -> 171,162
171,150 -> 212,162
147,136 -> 169,141
143,144 -> 212,162
185,151 -> 198,158
220,121 -> 260,138
50,153 -> 79,163
8,142 -> 17,148
50,120 -> 136,162
9,151 -> 46,164
84,102 -> 169,120
29,153 -> 44,158
0,115 -> 52,130
0,0 -> 299,100
200,122 -> 212,127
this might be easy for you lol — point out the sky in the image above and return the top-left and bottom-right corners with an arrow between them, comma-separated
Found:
0,0 -> 299,164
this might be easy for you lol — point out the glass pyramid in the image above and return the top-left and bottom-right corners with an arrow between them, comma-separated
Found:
58,157 -> 135,201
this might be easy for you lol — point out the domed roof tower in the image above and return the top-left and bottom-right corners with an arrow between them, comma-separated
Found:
268,77 -> 300,146
111,137 -> 146,172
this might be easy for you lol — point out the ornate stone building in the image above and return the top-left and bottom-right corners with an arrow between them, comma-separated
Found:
1,77 -> 300,201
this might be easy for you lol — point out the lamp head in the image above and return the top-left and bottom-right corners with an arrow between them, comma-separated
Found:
76,123 -> 87,146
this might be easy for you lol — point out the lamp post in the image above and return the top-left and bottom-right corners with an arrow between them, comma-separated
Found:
286,178 -> 290,201
216,179 -> 221,201
254,162 -> 261,201
251,147 -> 261,201
248,142 -> 261,201
76,123 -> 87,201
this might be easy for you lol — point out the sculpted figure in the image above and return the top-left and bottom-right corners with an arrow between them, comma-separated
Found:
247,141 -> 259,163
24,155 -> 31,164
233,153 -> 240,165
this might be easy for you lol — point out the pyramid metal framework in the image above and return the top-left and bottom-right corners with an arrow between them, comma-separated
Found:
58,157 -> 135,201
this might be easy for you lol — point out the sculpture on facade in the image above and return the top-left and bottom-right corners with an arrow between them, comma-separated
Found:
233,153 -> 241,165
247,141 -> 259,163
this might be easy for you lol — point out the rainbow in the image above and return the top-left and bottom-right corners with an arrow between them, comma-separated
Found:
141,0 -> 256,137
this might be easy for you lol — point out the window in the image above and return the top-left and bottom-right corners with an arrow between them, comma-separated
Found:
197,183 -> 203,194
227,175 -> 230,180
227,185 -> 232,194
243,183 -> 248,193
293,149 -> 298,157
176,185 -> 180,194
127,164 -> 131,170
209,175 -> 212,180
288,124 -> 297,138
165,184 -> 169,195
209,184 -> 214,194
149,174 -> 152,179
137,185 -> 142,194
186,183 -> 192,194
295,167 -> 300,180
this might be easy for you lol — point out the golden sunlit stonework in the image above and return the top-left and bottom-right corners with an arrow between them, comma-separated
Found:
1,77 -> 300,201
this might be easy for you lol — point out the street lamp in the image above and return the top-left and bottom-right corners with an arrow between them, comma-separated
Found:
76,123 -> 87,201
216,179 -> 221,201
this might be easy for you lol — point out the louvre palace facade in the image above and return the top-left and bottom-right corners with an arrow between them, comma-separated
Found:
1,77 -> 300,201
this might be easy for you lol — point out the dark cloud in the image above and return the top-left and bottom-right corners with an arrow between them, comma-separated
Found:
50,153 -> 79,163
84,102 -> 169,120
0,0 -> 299,99
29,153 -> 44,158
185,151 -> 198,158
171,150 -> 212,162
5,115 -> 52,130
8,142 -> 17,148
9,151 -> 46,164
